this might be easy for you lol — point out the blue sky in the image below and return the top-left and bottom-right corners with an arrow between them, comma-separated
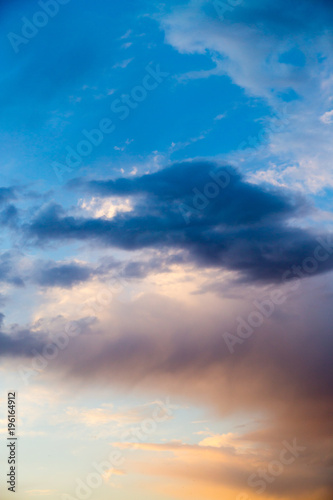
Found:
0,1 -> 333,500
0,0 -> 270,189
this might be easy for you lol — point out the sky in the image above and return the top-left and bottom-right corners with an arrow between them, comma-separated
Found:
0,0 -> 333,499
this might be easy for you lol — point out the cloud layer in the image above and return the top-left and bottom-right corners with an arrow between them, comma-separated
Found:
20,162 -> 333,282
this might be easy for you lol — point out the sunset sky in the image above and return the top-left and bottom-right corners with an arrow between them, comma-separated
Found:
0,1 -> 333,499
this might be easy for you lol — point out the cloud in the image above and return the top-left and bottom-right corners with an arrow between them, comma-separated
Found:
0,268 -> 332,499
0,187 -> 16,205
64,403 -> 160,427
0,314 -> 95,359
0,187 -> 18,228
112,58 -> 134,69
24,161 -> 333,283
157,0 -> 333,195
6,285 -> 328,429
159,0 -> 332,98
116,436 -> 332,500
32,261 -> 94,288
0,251 -> 25,286
0,204 -> 18,227
320,109 -> 333,124
59,294 -> 333,419
42,287 -> 331,499
30,253 -> 179,288
0,253 -> 99,289
0,327 -> 46,358
198,432 -> 238,448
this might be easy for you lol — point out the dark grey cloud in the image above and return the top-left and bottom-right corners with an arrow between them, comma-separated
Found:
0,250 -> 97,289
0,185 -> 49,229
25,161 -> 333,283
32,261 -> 94,288
30,255 -> 172,288
2,288 -> 331,430
0,252 -> 97,289
0,248 -> 172,290
0,315 -> 96,358
0,251 -> 24,287
119,254 -> 184,279
0,327 -> 46,357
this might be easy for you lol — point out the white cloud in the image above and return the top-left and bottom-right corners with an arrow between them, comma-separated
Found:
214,113 -> 227,120
158,1 -> 333,195
113,58 -> 134,69
320,109 -> 333,124
198,431 -> 237,448
78,196 -> 133,219
120,29 -> 132,40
